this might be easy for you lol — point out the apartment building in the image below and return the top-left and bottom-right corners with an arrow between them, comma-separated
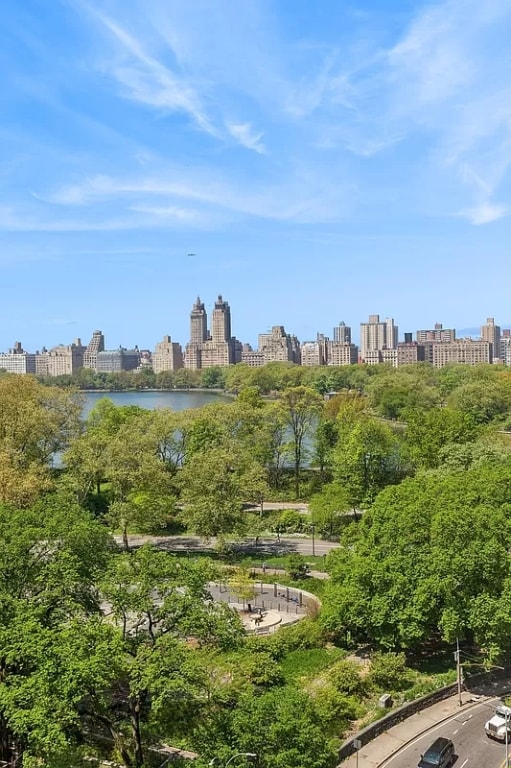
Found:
258,325 -> 301,364
96,348 -> 140,372
326,341 -> 359,366
481,317 -> 501,361
360,314 -> 398,362
416,323 -> 456,343
301,336 -> 328,366
84,330 -> 105,370
0,342 -> 36,374
397,334 -> 426,366
432,339 -> 492,367
47,340 -> 86,376
153,335 -> 183,373
333,322 -> 351,344
240,344 -> 264,367
185,295 -> 240,369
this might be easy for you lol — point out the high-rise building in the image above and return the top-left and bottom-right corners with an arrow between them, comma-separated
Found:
333,322 -> 351,344
258,326 -> 300,364
185,295 -> 239,369
153,336 -> 183,373
500,332 -> 511,366
211,295 -> 231,344
84,330 -> 105,370
481,317 -> 501,361
385,318 -> 398,349
190,297 -> 208,344
416,324 -> 456,343
301,335 -> 328,366
359,315 -> 398,361
397,337 -> 426,366
326,341 -> 358,366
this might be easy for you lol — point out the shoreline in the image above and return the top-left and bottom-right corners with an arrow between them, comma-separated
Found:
76,387 -> 234,396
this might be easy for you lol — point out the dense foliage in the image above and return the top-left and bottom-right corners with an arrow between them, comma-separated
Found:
3,363 -> 511,765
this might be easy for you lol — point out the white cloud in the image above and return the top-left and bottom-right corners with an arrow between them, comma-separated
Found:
460,202 -> 507,225
226,122 -> 266,154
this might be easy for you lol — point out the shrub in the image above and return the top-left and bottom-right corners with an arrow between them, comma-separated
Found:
313,685 -> 365,734
327,659 -> 366,696
277,509 -> 305,533
267,618 -> 326,659
287,553 -> 309,580
368,651 -> 413,692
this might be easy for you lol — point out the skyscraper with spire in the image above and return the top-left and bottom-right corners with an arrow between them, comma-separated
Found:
190,297 -> 208,344
184,295 -> 240,369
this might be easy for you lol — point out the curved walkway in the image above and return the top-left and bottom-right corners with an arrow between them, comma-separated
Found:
209,581 -> 319,634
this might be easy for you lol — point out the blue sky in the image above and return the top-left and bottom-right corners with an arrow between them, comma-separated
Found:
2,0 -> 511,351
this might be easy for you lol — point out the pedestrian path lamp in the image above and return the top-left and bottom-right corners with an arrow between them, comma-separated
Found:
209,753 -> 257,767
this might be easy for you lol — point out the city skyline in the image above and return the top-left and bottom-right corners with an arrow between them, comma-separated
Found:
2,1 -> 511,350
2,295 -> 509,357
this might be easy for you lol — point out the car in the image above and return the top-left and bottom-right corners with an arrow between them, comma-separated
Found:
417,737 -> 455,768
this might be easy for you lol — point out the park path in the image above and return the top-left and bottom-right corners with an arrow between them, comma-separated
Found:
114,533 -> 340,559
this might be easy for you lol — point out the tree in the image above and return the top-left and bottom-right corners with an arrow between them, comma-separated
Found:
179,446 -> 258,538
96,547 -> 244,767
404,406 -> 479,469
321,458 -> 511,655
333,417 -> 404,510
0,492 -> 113,766
230,688 -> 337,768
0,375 -> 81,505
309,482 -> 352,537
279,387 -> 323,498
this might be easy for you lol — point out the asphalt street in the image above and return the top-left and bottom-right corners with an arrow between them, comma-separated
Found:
380,696 -> 507,768
117,533 -> 341,558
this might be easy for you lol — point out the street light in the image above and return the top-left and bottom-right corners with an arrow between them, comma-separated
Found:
506,709 -> 510,768
310,523 -> 316,556
209,753 -> 257,767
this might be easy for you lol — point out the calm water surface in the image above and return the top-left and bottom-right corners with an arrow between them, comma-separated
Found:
81,390 -> 232,418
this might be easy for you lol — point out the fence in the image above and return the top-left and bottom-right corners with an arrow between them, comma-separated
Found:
209,581 -> 320,616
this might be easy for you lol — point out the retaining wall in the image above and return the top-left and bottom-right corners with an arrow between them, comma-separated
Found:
337,682 -> 458,762
338,665 -> 511,762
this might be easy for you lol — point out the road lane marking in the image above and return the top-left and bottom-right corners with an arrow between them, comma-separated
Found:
459,759 -> 468,768
380,696 -> 501,767
453,729 -> 459,734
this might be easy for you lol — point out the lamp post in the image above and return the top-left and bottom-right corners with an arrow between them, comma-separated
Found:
310,523 -> 316,556
209,753 -> 257,767
506,709 -> 510,768
454,638 -> 463,707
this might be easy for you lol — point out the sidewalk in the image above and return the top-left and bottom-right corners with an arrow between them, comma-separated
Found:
340,691 -> 483,767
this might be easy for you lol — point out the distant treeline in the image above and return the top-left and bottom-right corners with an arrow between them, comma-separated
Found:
30,360 -> 511,423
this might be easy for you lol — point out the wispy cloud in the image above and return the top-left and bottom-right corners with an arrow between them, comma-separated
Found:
42,164 -> 354,224
226,122 -> 266,154
85,7 -> 216,135
383,0 -> 511,222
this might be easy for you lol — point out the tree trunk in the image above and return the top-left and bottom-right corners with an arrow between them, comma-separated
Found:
130,697 -> 144,768
122,519 -> 129,552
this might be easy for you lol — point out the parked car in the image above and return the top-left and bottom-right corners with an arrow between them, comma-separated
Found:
418,737 -> 455,768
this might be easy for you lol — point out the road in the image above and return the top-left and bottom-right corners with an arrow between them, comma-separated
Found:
380,696 -> 507,768
118,533 -> 340,558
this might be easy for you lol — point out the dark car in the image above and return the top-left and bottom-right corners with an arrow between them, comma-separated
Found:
418,737 -> 455,768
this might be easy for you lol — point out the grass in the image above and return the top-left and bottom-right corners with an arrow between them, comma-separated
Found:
280,647 -> 346,682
